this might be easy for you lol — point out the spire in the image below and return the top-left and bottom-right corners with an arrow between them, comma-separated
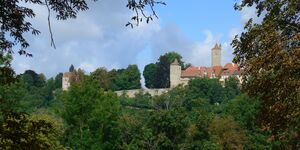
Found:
214,43 -> 218,49
213,43 -> 221,49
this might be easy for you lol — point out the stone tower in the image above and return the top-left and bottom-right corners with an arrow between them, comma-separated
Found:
62,72 -> 73,91
211,43 -> 222,67
170,59 -> 181,88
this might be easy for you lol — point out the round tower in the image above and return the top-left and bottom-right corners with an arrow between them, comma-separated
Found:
170,59 -> 181,88
211,43 -> 222,67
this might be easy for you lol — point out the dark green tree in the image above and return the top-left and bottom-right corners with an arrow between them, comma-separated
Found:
69,64 -> 75,72
54,73 -> 63,89
147,108 -> 189,149
145,52 -> 184,88
223,77 -> 240,101
154,55 -> 170,88
143,63 -> 156,88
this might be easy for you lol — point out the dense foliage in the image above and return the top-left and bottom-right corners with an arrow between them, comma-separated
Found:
1,0 -> 298,149
232,0 -> 300,148
90,64 -> 141,91
1,65 -> 277,149
143,52 -> 184,88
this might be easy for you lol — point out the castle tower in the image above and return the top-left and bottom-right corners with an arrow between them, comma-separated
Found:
62,72 -> 73,90
211,43 -> 222,67
170,59 -> 181,88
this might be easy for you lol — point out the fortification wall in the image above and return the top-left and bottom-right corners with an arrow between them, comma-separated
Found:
115,88 -> 170,98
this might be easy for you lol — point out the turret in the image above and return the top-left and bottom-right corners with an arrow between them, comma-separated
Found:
170,59 -> 181,88
211,43 -> 222,67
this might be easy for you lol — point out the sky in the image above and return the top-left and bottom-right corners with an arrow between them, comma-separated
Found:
12,0 -> 258,79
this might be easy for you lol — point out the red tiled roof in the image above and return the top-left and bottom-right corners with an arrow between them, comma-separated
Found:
180,63 -> 240,78
222,63 -> 239,76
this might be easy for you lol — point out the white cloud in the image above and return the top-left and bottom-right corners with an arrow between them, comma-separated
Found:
229,28 -> 240,40
240,5 -> 264,25
12,0 -> 238,79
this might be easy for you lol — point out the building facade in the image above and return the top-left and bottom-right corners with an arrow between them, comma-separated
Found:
62,72 -> 73,91
170,43 -> 242,87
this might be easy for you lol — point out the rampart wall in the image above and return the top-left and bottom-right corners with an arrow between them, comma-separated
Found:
115,88 -> 170,98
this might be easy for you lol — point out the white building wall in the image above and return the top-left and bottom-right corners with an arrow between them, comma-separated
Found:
62,77 -> 70,91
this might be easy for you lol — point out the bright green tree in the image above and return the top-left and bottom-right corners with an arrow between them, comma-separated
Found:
114,65 -> 141,90
59,78 -> 121,150
186,78 -> 224,104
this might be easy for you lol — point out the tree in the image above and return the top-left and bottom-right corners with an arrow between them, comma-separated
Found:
69,64 -> 75,72
114,65 -> 141,90
0,54 -> 15,85
1,0 -> 165,57
143,63 -> 156,88
147,108 -> 189,149
90,67 -> 110,90
54,73 -> 63,89
223,77 -> 240,101
208,117 -> 247,150
144,52 -> 184,88
0,112 -> 66,150
225,94 -> 272,149
186,78 -> 224,104
21,70 -> 45,87
232,0 -> 300,147
59,77 -> 121,150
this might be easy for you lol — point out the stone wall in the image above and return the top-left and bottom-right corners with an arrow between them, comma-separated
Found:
115,88 -> 170,98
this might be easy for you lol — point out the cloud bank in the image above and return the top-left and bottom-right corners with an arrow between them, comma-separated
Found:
12,0 -> 243,79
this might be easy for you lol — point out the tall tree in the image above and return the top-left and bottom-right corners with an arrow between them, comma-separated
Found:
54,73 -> 63,89
59,77 -> 121,150
143,63 -> 157,88
90,67 -> 110,90
114,65 -> 141,90
232,0 -> 300,147
69,64 -> 75,72
144,52 -> 184,88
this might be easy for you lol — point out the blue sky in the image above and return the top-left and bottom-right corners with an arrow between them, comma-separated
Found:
12,0 -> 256,79
157,0 -> 241,39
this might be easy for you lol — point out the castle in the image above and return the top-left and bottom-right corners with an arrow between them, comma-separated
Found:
63,44 -> 242,96
169,43 -> 242,88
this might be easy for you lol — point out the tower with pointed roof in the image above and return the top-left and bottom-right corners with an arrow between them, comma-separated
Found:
170,59 -> 181,88
211,43 -> 222,67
